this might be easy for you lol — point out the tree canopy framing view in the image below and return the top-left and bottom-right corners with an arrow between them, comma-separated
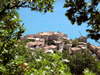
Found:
0,0 -> 100,75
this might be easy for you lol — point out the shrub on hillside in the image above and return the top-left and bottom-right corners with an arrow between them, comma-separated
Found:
87,42 -> 90,49
62,49 -> 100,75
19,39 -> 31,45
72,38 -> 78,47
46,41 -> 57,45
62,39 -> 70,45
24,49 -> 72,75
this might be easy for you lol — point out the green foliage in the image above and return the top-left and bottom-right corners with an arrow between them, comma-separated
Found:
64,0 -> 100,43
87,42 -> 90,49
19,39 -> 31,45
46,40 -> 57,45
1,0 -> 100,74
62,49 -> 100,75
62,39 -> 70,45
26,49 -> 72,75
72,38 -> 78,47
83,68 -> 96,75
0,0 -> 55,74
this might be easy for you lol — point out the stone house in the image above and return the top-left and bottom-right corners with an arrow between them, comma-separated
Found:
44,49 -> 54,54
78,36 -> 87,43
89,44 -> 99,54
97,50 -> 100,59
57,31 -> 67,38
70,47 -> 82,55
21,34 -> 35,41
34,41 -> 44,48
64,44 -> 72,52
62,37 -> 72,43
35,33 -> 42,38
63,34 -> 67,38
26,41 -> 44,49
55,41 -> 64,50
39,38 -> 45,45
44,45 -> 57,50
77,41 -> 86,46
41,34 -> 49,41
48,34 -> 59,41
33,38 -> 40,41
47,31 -> 54,35
76,45 -> 86,50
24,34 -> 35,38
26,42 -> 37,48
26,37 -> 35,41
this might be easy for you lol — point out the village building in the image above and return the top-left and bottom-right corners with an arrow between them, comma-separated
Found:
64,44 -> 72,52
35,32 -> 42,38
34,41 -> 44,48
48,34 -> 60,41
78,36 -> 87,43
54,40 -> 64,50
24,34 -> 35,38
33,38 -> 40,41
39,38 -> 45,44
44,45 -> 57,50
57,31 -> 67,38
76,45 -> 86,50
70,47 -> 82,55
18,31 -> 100,60
41,33 -> 49,41
89,44 -> 99,54
21,34 -> 35,41
26,42 -> 37,48
47,31 -> 54,35
78,31 -> 87,43
25,41 -> 44,49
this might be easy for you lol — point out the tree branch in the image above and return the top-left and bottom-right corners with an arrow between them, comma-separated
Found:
0,1 -> 27,16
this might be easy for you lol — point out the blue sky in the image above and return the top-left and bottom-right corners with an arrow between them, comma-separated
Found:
18,0 -> 100,46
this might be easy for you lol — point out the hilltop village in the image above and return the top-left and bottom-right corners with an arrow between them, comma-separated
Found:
18,31 -> 100,59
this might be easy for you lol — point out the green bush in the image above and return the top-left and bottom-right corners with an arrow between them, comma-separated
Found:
62,39 -> 70,45
72,38 -> 79,47
24,49 -> 72,75
87,42 -> 90,49
83,68 -> 96,75
62,49 -> 100,75
19,39 -> 31,45
46,41 -> 57,45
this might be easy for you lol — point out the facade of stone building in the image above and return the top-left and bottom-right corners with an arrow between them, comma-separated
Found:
44,45 -> 57,50
47,31 -> 54,35
34,41 -> 44,48
41,35 -> 48,41
56,41 -> 64,50
48,34 -> 59,41
97,50 -> 100,58
70,47 -> 82,55
89,44 -> 99,54
35,33 -> 42,38
26,42 -> 37,48
64,44 -> 72,52
39,38 -> 45,45
20,34 -> 35,41
63,34 -> 67,38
